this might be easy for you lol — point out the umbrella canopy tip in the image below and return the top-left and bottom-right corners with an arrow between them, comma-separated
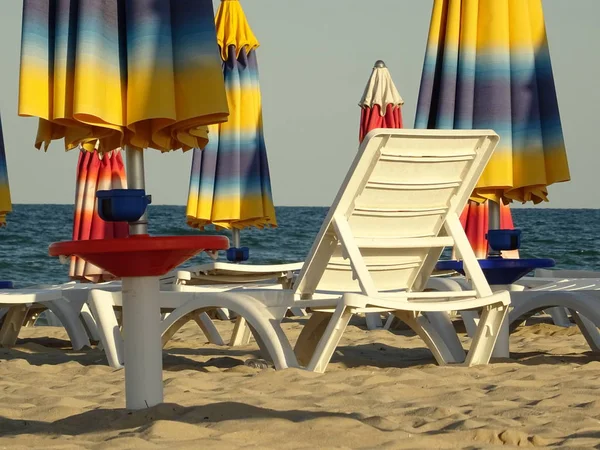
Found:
374,60 -> 387,68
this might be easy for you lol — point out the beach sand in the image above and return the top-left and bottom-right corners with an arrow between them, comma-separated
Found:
1,316 -> 599,449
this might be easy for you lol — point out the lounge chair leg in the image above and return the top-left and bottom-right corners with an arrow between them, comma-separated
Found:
216,308 -> 231,320
193,313 -> 226,346
44,300 -> 91,350
306,306 -> 353,373
365,312 -> 382,330
570,310 -> 600,353
80,303 -> 102,342
230,316 -> 252,346
294,311 -> 331,367
465,303 -> 509,366
383,313 -> 395,330
423,312 -> 466,363
0,305 -> 28,347
459,310 -> 480,338
547,307 -> 572,327
491,312 -> 510,358
88,291 -> 124,369
394,311 -> 461,364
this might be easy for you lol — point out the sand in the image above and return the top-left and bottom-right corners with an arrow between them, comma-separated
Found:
1,316 -> 599,449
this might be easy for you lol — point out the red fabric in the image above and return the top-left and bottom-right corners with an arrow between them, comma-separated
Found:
70,149 -> 129,282
359,104 -> 403,142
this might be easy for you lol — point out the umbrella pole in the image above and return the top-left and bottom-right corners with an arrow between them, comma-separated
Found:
122,145 -> 163,409
125,146 -> 148,235
232,228 -> 241,248
488,200 -> 501,258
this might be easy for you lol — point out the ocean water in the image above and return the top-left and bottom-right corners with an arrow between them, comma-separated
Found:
0,205 -> 598,288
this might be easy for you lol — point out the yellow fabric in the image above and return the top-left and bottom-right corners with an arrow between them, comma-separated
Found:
419,0 -> 570,204
18,2 -> 228,154
215,0 -> 260,61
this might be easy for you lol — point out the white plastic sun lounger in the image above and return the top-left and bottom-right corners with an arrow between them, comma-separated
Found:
0,278 -> 228,359
425,270 -> 600,357
0,288 -> 94,349
88,129 -> 510,373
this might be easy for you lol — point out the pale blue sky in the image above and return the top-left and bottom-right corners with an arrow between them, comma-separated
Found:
0,1 -> 597,207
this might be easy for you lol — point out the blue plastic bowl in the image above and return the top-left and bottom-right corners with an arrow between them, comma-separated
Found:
227,247 -> 250,262
435,258 -> 555,285
486,229 -> 522,251
97,189 -> 152,223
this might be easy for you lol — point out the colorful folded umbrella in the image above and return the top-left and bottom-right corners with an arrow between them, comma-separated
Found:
18,0 -> 228,154
0,113 -> 12,226
415,0 -> 570,205
186,0 -> 276,231
69,149 -> 128,282
359,60 -> 404,142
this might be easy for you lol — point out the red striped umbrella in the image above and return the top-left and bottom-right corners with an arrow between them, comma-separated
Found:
69,148 -> 128,282
359,60 -> 403,142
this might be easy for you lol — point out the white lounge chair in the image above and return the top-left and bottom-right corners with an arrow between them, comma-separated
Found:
89,128 -> 511,373
426,269 -> 600,357
0,288 -> 93,350
0,264 -> 295,360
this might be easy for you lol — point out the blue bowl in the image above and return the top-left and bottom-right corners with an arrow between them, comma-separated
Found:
227,247 -> 250,262
97,189 -> 152,223
486,229 -> 522,251
436,258 -> 555,285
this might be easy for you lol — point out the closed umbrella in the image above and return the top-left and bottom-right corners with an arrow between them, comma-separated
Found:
0,114 -> 12,226
415,0 -> 570,252
359,60 -> 403,142
186,0 -> 276,251
19,0 -> 228,153
70,148 -> 128,282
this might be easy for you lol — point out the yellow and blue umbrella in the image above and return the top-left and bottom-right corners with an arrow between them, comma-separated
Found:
0,114 -> 12,226
18,0 -> 228,154
415,0 -> 570,205
186,0 -> 276,231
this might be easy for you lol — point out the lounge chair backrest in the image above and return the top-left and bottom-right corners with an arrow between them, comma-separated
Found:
293,128 -> 499,298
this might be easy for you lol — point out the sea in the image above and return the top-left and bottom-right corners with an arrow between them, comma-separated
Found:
0,205 -> 598,289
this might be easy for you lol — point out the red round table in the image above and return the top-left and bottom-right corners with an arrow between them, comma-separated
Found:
49,235 -> 230,277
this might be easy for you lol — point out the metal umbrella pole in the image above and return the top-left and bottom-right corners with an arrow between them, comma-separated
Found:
487,200 -> 501,258
125,146 -> 149,235
232,228 -> 241,248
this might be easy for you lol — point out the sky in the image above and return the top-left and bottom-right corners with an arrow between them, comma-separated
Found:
0,0 -> 598,208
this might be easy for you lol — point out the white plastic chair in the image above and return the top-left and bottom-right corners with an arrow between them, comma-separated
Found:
427,270 -> 600,357
89,129 -> 511,372
0,288 -> 91,349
